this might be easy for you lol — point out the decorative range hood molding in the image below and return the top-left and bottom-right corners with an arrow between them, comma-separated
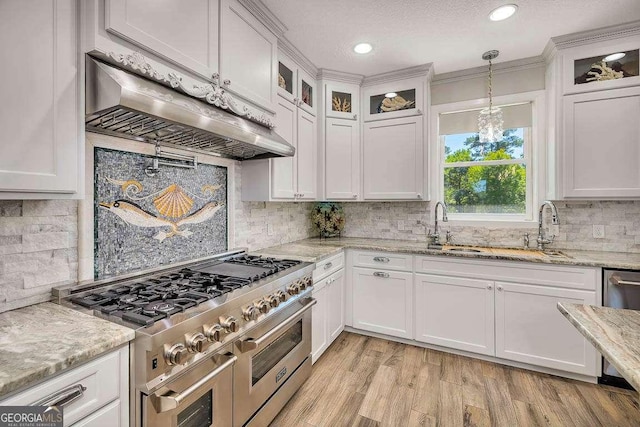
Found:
86,55 -> 295,161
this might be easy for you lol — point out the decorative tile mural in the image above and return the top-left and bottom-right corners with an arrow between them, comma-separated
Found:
94,148 -> 227,278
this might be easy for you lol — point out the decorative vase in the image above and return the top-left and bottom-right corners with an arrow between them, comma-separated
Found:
311,202 -> 345,238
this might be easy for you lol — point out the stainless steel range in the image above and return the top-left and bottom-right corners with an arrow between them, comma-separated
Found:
53,249 -> 315,427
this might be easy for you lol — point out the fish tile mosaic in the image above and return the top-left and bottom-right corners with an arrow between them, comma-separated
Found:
94,148 -> 227,278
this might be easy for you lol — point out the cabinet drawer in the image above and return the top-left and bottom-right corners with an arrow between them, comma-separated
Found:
313,252 -> 344,282
351,250 -> 412,272
71,399 -> 121,427
415,256 -> 598,291
1,347 -> 127,426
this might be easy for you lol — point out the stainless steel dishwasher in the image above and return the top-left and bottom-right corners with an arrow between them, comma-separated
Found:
601,269 -> 640,388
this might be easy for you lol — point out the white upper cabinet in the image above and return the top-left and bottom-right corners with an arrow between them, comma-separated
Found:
325,118 -> 360,200
325,82 -> 359,121
296,109 -> 317,200
363,116 -> 424,200
270,97 -> 297,199
0,0 -> 82,197
278,53 -> 316,116
297,68 -> 316,116
219,0 -> 277,112
547,32 -> 640,199
562,86 -> 640,198
362,77 -> 424,122
105,0 -> 219,81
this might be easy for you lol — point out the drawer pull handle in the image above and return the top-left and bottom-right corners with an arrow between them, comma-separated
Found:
32,384 -> 86,408
373,257 -> 390,263
373,272 -> 390,278
151,354 -> 237,412
324,262 -> 333,270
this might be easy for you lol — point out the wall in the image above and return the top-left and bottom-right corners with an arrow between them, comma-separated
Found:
0,200 -> 78,312
342,200 -> 640,253
0,162 -> 315,313
431,59 -> 546,105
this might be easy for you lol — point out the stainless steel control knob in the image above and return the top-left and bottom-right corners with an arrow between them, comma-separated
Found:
287,284 -> 300,295
297,280 -> 307,291
275,290 -> 287,302
256,299 -> 270,314
242,305 -> 259,321
220,316 -> 239,333
166,343 -> 189,365
304,276 -> 313,287
186,332 -> 207,353
267,294 -> 280,308
204,324 -> 224,342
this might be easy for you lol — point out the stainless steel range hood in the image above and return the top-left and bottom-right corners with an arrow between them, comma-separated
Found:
85,58 -> 294,160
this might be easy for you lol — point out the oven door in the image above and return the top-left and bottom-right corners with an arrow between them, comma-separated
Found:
233,296 -> 315,426
142,352 -> 236,427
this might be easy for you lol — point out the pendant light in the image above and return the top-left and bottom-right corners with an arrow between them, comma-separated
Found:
478,50 -> 504,143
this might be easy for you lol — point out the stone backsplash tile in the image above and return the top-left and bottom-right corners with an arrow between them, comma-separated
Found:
0,200 -> 79,313
341,200 -> 640,253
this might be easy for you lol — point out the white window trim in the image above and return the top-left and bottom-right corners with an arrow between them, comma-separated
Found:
429,90 -> 546,226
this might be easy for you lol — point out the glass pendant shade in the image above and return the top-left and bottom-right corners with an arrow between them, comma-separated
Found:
478,106 -> 504,143
478,50 -> 503,143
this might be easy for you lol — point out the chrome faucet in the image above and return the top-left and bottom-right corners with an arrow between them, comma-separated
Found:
537,201 -> 559,250
428,201 -> 449,245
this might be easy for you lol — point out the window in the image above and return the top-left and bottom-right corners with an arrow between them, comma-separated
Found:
435,97 -> 540,222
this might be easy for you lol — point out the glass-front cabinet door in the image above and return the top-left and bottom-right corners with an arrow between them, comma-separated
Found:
325,82 -> 360,120
297,69 -> 316,116
277,55 -> 297,104
363,78 -> 424,122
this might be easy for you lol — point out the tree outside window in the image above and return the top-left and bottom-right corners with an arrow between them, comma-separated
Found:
443,128 -> 528,215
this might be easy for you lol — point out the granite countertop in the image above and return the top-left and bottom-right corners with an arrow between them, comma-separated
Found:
253,237 -> 640,269
0,302 -> 135,399
558,303 -> 640,392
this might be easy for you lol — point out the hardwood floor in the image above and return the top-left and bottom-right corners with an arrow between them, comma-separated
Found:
271,332 -> 640,427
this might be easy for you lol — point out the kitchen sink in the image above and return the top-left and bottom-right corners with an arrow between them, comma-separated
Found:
445,247 -> 483,253
435,245 -> 572,259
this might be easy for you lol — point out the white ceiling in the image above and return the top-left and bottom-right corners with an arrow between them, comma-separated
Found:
262,0 -> 640,76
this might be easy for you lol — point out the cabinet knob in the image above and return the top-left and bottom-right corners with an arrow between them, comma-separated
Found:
294,97 -> 299,103
417,193 -> 422,199
373,271 -> 390,278
211,73 -> 219,82
487,284 -> 492,290
223,79 -> 231,86
497,285 -> 503,291
353,114 -> 358,120
299,193 -> 304,198
352,194 -> 358,199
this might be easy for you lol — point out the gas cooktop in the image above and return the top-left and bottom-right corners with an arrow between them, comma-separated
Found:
68,254 -> 301,326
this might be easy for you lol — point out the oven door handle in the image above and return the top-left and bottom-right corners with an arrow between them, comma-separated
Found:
151,353 -> 237,413
238,297 -> 317,353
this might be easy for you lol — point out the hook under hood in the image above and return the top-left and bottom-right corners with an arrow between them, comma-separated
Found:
85,58 -> 294,160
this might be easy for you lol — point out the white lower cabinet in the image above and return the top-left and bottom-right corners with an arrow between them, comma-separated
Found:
311,281 -> 329,363
495,281 -> 597,375
311,268 -> 345,363
351,267 -> 413,339
0,346 -> 129,426
414,274 -> 495,356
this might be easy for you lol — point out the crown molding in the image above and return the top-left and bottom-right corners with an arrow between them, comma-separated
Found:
431,56 -> 545,86
317,68 -> 364,85
543,20 -> 640,62
278,37 -> 318,77
362,64 -> 434,87
238,0 -> 288,37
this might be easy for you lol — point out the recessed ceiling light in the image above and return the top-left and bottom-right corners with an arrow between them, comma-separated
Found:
353,43 -> 373,54
385,92 -> 397,98
603,52 -> 625,62
489,4 -> 518,21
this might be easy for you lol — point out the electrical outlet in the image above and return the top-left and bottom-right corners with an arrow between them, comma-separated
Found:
593,224 -> 605,239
